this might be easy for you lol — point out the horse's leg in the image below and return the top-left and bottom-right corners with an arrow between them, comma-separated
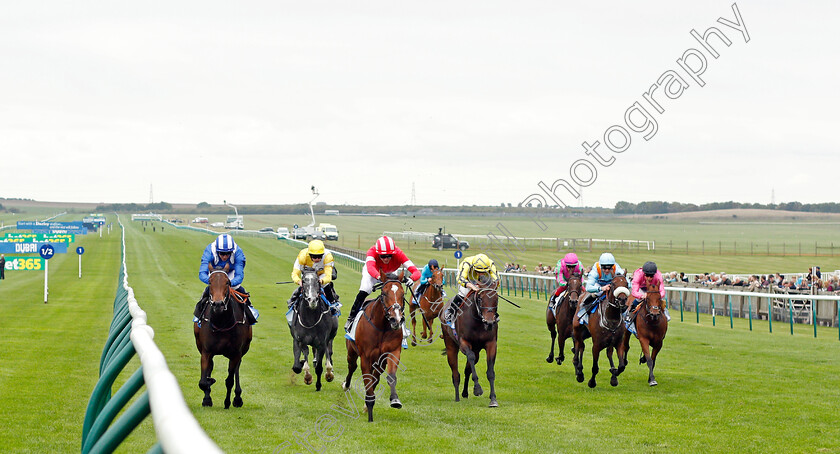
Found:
648,339 -> 663,386
486,341 -> 498,407
422,312 -> 434,343
443,334 -> 460,402
224,355 -> 242,409
617,330 -> 630,375
471,349 -> 483,397
557,308 -> 569,365
386,349 -> 403,408
588,343 -> 601,388
607,345 -> 619,387
342,341 -> 358,392
460,340 -> 482,398
546,309 -> 557,363
572,329 -> 585,383
360,358 -> 379,422
638,337 -> 656,386
199,352 -> 215,407
302,346 -> 313,386
325,338 -> 335,383
292,337 -> 303,374
314,345 -> 325,391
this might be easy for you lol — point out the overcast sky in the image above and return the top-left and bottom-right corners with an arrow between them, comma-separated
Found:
2,1 -> 838,207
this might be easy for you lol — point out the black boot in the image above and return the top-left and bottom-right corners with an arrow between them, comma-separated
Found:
446,295 -> 463,328
194,287 -> 210,319
345,291 -> 368,332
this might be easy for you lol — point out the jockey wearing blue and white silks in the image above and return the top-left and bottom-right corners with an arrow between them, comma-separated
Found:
199,234 -> 246,289
196,234 -> 258,324
584,252 -> 625,295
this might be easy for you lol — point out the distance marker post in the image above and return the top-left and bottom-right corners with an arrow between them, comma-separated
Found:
39,244 -> 55,303
77,246 -> 85,278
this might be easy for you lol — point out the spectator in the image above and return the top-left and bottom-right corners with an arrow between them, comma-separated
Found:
732,276 -> 745,286
679,272 -> 688,283
747,275 -> 761,292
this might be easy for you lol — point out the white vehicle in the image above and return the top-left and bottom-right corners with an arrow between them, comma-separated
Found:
317,223 -> 339,240
276,227 -> 290,238
192,217 -> 209,224
210,222 -> 224,228
224,215 -> 244,230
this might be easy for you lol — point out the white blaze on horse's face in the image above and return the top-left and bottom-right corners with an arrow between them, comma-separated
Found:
389,283 -> 403,323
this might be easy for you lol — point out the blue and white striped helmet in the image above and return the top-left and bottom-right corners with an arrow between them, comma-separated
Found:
215,234 -> 236,253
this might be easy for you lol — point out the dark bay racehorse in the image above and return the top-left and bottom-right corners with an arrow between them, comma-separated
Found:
343,272 -> 406,422
194,266 -> 252,408
622,283 -> 669,386
546,274 -> 583,365
410,266 -> 445,345
289,267 -> 338,391
441,277 -> 499,407
572,274 -> 630,388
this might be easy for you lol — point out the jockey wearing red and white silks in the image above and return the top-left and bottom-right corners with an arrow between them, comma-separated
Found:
345,236 -> 421,332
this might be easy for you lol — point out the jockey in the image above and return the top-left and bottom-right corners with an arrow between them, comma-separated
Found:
412,259 -> 447,304
548,252 -> 584,310
288,240 -> 339,310
444,253 -> 498,328
579,252 -> 625,316
345,236 -> 421,332
195,234 -> 258,324
626,261 -> 671,322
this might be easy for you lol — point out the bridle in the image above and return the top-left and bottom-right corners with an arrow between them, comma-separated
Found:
366,277 -> 406,332
208,270 -> 231,312
295,269 -> 330,329
558,274 -> 582,315
644,287 -> 664,320
599,275 -> 628,332
467,285 -> 499,327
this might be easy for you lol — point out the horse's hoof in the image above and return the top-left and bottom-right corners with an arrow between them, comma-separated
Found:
474,386 -> 483,397
224,399 -> 231,409
461,390 -> 469,399
640,356 -> 647,364
326,372 -> 334,382
546,355 -> 554,363
610,377 -> 618,387
556,357 -> 563,365
316,383 -> 322,391
202,398 -> 212,407
489,399 -> 499,408
304,374 -> 313,385
233,396 -> 243,407
411,341 -> 417,347
292,365 -> 302,374
390,398 -> 402,409
649,380 -> 658,387
341,382 -> 350,391
588,379 -> 596,388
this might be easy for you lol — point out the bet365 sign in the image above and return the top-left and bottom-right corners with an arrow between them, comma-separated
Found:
3,257 -> 45,271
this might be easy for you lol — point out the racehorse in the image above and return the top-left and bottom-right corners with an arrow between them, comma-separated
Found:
545,273 -> 583,365
572,274 -> 630,388
409,266 -> 445,345
441,276 -> 500,407
343,272 -> 407,422
288,267 -> 338,391
622,282 -> 669,386
194,265 -> 252,408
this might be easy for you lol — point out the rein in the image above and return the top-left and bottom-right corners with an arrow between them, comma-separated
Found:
362,280 -> 405,333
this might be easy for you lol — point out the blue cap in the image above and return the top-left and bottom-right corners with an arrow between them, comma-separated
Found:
429,259 -> 439,268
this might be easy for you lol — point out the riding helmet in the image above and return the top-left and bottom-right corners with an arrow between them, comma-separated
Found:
215,234 -> 236,253
308,240 -> 325,255
642,261 -> 658,275
374,236 -> 396,255
599,252 -> 616,266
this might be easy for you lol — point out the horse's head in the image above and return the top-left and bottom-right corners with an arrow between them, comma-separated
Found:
565,273 -> 583,306
644,283 -> 663,321
430,267 -> 444,291
208,264 -> 231,314
471,275 -> 500,330
609,274 -> 630,309
300,267 -> 321,310
379,271 -> 405,331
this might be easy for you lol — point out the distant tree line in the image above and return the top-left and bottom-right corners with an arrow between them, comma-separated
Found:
614,201 -> 840,214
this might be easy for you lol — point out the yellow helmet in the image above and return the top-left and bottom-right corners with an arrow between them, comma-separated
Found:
473,254 -> 493,273
308,240 -> 325,255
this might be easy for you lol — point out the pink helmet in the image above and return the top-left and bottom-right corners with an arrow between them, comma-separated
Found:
374,236 -> 397,255
563,252 -> 578,264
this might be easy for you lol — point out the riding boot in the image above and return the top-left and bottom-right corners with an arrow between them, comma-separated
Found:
345,290 -> 368,332
446,295 -> 463,329
194,286 -> 210,319
548,293 -> 557,311
288,287 -> 301,309
623,300 -> 639,323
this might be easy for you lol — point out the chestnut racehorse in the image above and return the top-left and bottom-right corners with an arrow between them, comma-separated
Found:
194,266 -> 252,408
441,277 -> 500,407
410,267 -> 445,345
572,274 -> 630,388
343,272 -> 406,422
545,274 -> 583,365
622,283 -> 668,386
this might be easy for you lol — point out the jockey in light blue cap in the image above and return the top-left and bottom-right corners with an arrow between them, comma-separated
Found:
578,252 -> 626,321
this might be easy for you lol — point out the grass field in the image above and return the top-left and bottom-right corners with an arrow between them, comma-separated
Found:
1,214 -> 839,453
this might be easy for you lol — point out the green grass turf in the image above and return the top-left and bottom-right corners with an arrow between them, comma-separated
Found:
2,216 -> 839,453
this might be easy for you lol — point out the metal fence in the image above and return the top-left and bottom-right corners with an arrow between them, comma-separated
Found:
82,216 -> 220,453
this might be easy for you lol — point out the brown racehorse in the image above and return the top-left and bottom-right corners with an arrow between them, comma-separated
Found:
545,273 -> 583,365
441,276 -> 500,407
194,266 -> 252,408
410,267 -> 445,345
572,274 -> 630,388
342,272 -> 406,422
622,283 -> 669,386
